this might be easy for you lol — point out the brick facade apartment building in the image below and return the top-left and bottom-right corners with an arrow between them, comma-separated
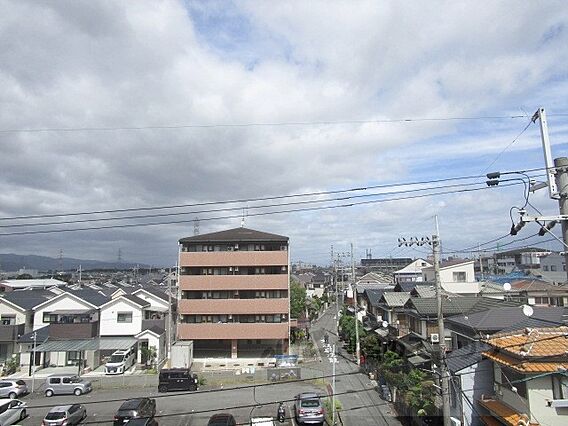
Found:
177,227 -> 290,358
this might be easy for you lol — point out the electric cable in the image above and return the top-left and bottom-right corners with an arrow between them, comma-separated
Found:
0,114 -> 536,135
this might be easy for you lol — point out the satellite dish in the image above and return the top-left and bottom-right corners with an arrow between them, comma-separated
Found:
522,305 -> 534,317
503,282 -> 511,292
382,321 -> 389,328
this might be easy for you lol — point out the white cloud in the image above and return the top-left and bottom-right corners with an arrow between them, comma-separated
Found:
0,0 -> 566,265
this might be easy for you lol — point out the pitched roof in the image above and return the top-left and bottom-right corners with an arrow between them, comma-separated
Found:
66,288 -> 110,307
363,289 -> 385,308
380,292 -> 410,307
446,306 -> 568,332
394,259 -> 432,274
0,278 -> 67,289
121,294 -> 150,307
510,278 -> 568,292
406,296 -> 520,317
179,227 -> 288,243
132,286 -> 169,302
482,326 -> 568,373
446,341 -> 491,373
394,281 -> 423,292
1,289 -> 56,310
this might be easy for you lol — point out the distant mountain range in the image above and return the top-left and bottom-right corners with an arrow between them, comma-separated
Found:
0,253 -> 148,272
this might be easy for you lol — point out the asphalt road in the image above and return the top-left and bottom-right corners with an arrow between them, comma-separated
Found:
307,303 -> 400,426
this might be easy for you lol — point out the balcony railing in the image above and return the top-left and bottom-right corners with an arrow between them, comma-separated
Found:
0,324 -> 25,341
180,251 -> 288,267
178,322 -> 289,340
178,298 -> 289,315
179,274 -> 288,291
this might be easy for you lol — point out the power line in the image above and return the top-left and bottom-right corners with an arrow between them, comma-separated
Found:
0,180 -> 505,229
482,118 -> 534,173
0,114 -> 539,135
0,182 -> 523,237
0,167 -> 547,222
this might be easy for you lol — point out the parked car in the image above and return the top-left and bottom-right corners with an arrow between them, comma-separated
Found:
0,399 -> 26,425
105,348 -> 136,375
123,418 -> 159,426
113,398 -> 156,425
294,392 -> 324,425
0,380 -> 28,399
42,404 -> 86,426
207,413 -> 236,426
44,375 -> 92,397
158,368 -> 198,392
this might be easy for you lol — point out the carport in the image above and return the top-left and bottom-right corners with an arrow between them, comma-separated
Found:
30,337 -> 137,374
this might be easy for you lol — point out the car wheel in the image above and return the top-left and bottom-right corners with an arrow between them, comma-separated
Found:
158,385 -> 167,392
74,388 -> 82,396
45,389 -> 54,397
8,392 -> 17,399
19,409 -> 26,420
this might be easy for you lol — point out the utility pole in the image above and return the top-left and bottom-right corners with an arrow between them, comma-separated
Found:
331,343 -> 336,425
398,228 -> 451,425
30,331 -> 37,392
351,242 -> 360,366
554,157 -> 568,282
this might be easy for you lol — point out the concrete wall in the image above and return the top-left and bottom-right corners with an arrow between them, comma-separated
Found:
528,375 -> 568,425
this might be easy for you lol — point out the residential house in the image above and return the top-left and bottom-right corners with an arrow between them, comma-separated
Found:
447,341 -> 492,426
0,289 -> 54,363
393,258 -> 432,284
422,259 -> 475,284
445,306 -> 568,350
506,279 -> 568,307
177,227 -> 290,359
479,327 -> 568,425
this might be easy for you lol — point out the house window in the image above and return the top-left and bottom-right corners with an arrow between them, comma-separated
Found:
117,312 -> 133,323
43,313 -> 58,323
552,375 -> 568,400
551,265 -> 557,272
0,315 -> 16,325
543,265 -> 549,271
409,316 -> 422,334
452,271 -> 466,282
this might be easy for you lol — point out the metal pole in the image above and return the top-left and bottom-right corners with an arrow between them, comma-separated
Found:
352,243 -> 360,366
331,343 -> 336,425
554,157 -> 568,283
31,332 -> 36,393
433,233 -> 451,426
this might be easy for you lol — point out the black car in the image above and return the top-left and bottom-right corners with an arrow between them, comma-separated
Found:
158,368 -> 198,392
207,413 -> 236,426
113,398 -> 156,425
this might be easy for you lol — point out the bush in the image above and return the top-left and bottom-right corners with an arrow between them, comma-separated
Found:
323,397 -> 342,425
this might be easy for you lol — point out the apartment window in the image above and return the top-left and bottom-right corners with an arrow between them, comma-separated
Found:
552,375 -> 568,400
551,265 -> 557,272
452,271 -> 467,282
117,312 -> 133,323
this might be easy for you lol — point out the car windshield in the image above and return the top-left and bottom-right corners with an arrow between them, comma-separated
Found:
46,412 -> 66,420
301,399 -> 320,408
110,355 -> 125,363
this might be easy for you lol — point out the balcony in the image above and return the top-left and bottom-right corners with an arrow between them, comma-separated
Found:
178,322 -> 289,340
50,321 -> 99,340
180,250 -> 288,267
0,324 -> 25,341
178,298 -> 289,315
179,274 -> 288,291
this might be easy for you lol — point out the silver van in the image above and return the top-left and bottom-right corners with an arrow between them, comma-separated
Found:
44,375 -> 92,397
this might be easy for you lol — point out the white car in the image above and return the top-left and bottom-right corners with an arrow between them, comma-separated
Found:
105,348 -> 135,375
0,399 -> 27,425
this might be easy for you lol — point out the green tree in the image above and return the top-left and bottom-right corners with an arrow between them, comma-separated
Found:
338,312 -> 366,353
361,334 -> 382,360
290,279 -> 307,319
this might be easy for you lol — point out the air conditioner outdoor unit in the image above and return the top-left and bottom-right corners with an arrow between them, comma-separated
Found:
430,333 -> 440,343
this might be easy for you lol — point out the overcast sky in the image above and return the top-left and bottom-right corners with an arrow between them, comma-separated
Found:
1,0 -> 567,267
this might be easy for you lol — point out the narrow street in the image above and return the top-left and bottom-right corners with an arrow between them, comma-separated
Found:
306,303 -> 401,426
